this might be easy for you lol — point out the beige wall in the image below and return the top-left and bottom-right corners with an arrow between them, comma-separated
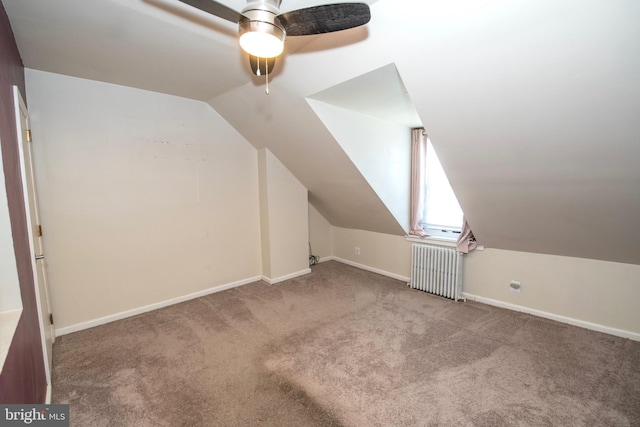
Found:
258,149 -> 309,283
26,69 -> 262,331
332,227 -> 411,281
324,225 -> 640,339
308,203 -> 332,261
258,150 -> 272,279
463,248 -> 640,336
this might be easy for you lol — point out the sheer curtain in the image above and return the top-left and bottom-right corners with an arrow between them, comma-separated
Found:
409,129 -> 427,236
456,218 -> 478,254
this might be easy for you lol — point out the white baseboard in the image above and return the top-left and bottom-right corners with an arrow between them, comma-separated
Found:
55,275 -> 262,336
45,384 -> 51,404
262,268 -> 311,285
322,258 -> 639,342
462,292 -> 640,342
330,257 -> 411,283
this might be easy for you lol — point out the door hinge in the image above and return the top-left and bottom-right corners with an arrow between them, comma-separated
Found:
37,224 -> 43,237
49,313 -> 54,325
26,129 -> 32,142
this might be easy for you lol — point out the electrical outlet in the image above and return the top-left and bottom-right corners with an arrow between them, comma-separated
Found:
355,247 -> 360,255
509,280 -> 521,293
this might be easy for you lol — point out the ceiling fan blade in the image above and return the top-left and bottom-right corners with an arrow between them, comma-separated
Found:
177,0 -> 244,23
249,55 -> 276,76
277,3 -> 370,36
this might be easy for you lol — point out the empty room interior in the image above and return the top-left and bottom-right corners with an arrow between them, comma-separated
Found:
1,0 -> 639,425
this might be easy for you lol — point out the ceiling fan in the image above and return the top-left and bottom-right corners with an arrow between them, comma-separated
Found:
178,0 -> 371,92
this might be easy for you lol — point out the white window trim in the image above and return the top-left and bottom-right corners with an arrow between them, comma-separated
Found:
405,235 -> 457,247
421,224 -> 462,239
405,234 -> 484,250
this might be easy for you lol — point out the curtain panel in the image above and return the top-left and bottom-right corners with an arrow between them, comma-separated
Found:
456,218 -> 478,254
409,129 -> 427,237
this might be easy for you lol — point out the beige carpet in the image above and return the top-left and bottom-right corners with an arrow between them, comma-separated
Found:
52,261 -> 640,426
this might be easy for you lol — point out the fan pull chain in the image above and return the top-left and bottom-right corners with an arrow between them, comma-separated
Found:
265,57 -> 270,95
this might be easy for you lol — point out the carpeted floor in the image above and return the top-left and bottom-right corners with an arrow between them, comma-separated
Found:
52,261 -> 640,426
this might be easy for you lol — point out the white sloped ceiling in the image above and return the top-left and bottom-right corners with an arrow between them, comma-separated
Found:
4,0 -> 639,264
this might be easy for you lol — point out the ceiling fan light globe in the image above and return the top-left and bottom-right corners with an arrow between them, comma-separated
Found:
239,21 -> 285,58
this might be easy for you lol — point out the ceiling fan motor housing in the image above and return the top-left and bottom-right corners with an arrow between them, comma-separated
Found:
239,0 -> 286,58
242,0 -> 282,15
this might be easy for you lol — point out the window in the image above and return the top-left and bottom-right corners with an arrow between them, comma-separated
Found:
422,138 -> 463,238
410,129 -> 464,239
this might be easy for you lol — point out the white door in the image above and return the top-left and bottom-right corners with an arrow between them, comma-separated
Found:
13,86 -> 54,391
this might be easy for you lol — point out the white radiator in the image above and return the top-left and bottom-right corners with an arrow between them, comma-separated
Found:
410,244 -> 463,301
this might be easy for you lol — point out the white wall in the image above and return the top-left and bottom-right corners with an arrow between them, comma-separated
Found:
323,225 -> 640,339
258,148 -> 310,283
307,99 -> 411,233
25,69 -> 262,331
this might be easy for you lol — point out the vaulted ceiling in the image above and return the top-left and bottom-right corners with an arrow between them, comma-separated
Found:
3,0 -> 640,265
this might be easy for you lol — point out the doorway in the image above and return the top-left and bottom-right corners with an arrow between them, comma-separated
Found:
13,86 -> 54,400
